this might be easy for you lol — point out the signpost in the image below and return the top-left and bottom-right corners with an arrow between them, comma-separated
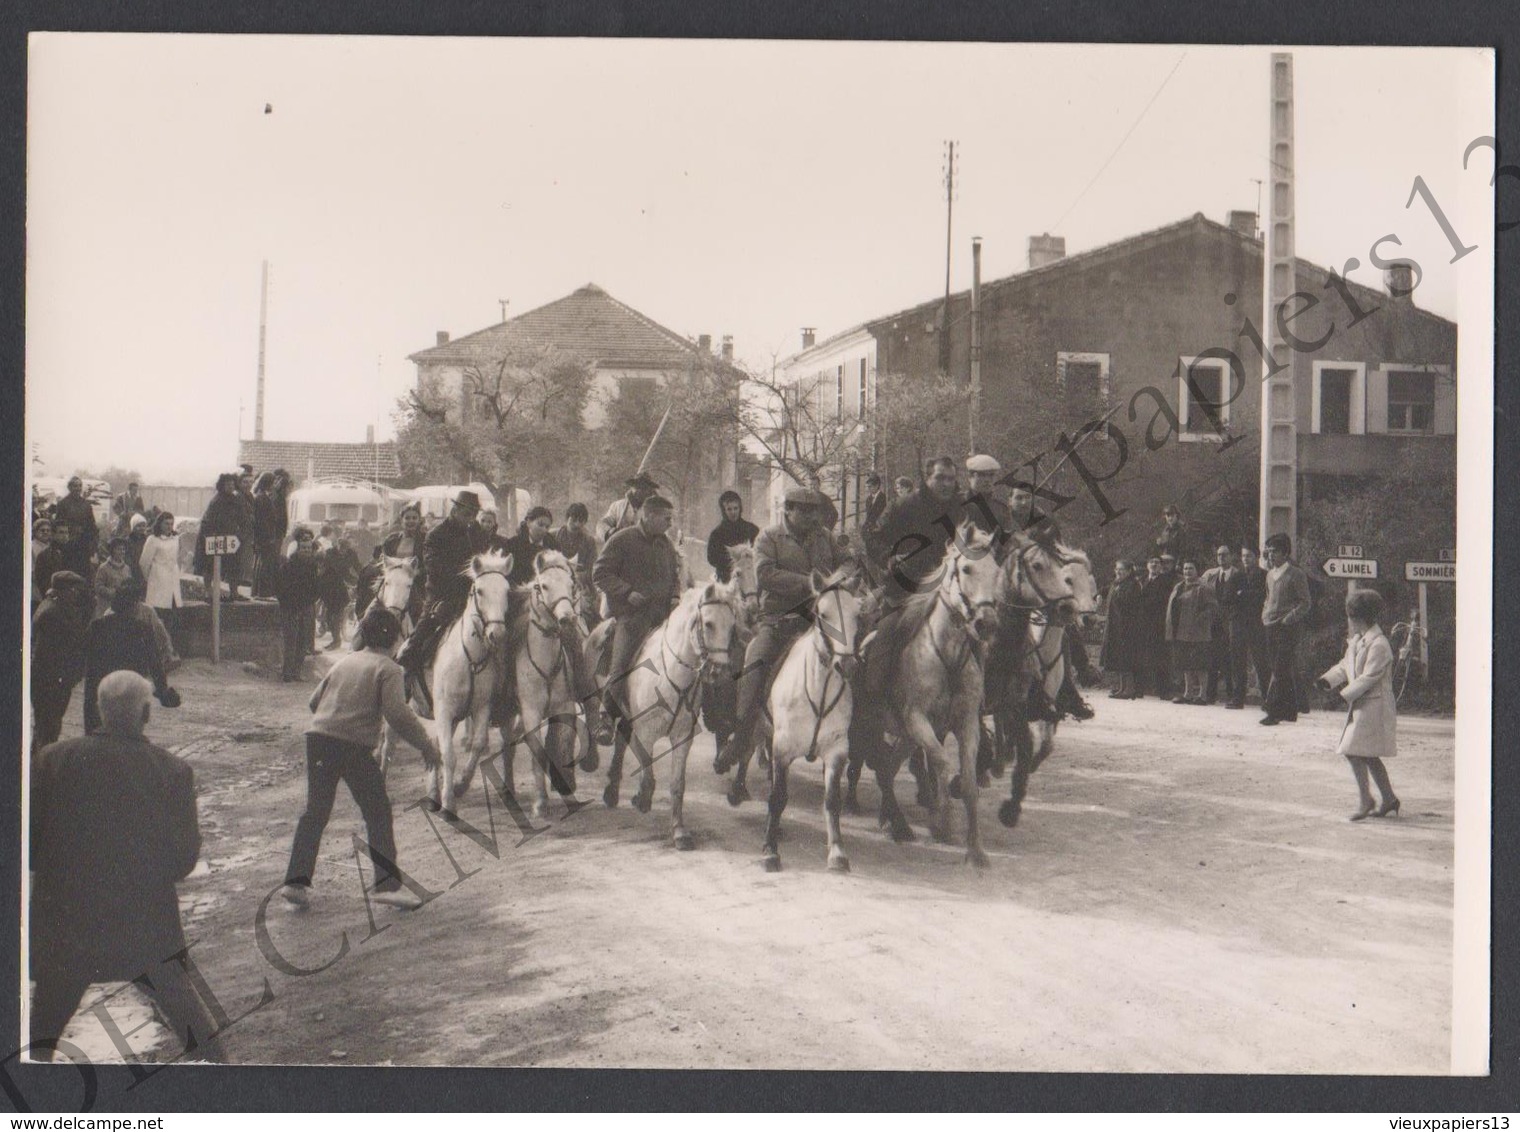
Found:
204,534 -> 241,663
1322,556 -> 1378,580
1404,555 -> 1454,668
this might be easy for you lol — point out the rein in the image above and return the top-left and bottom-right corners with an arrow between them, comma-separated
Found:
797,585 -> 855,762
462,568 -> 512,674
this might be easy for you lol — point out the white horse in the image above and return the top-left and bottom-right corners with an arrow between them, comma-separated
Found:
374,556 -> 418,777
603,579 -> 741,850
757,566 -> 866,873
855,522 -> 1002,866
501,550 -> 585,820
419,552 -> 514,820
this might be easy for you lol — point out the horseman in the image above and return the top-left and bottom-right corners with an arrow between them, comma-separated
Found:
714,485 -> 841,775
596,473 -> 661,545
396,490 -> 485,696
872,455 -> 964,602
592,494 -> 683,738
961,454 -> 1014,560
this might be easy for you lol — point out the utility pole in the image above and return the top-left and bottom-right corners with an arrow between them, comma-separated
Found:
940,140 -> 957,374
254,259 -> 269,440
970,236 -> 983,453
1259,52 -> 1298,550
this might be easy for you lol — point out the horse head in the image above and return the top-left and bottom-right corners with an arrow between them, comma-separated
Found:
530,549 -> 578,626
690,580 -> 738,683
467,552 -> 514,649
943,521 -> 1002,642
811,566 -> 864,680
378,555 -> 417,619
725,542 -> 760,619
1003,532 -> 1097,626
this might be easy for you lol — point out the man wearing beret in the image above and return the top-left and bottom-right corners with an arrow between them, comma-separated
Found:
597,473 -> 661,547
396,490 -> 485,697
714,485 -> 841,781
961,454 -> 1014,560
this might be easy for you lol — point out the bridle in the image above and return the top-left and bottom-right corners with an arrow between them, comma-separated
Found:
811,583 -> 863,678
1001,539 -> 1085,615
462,567 -> 512,672
379,562 -> 415,622
658,592 -> 735,686
529,560 -> 579,628
939,543 -> 1000,629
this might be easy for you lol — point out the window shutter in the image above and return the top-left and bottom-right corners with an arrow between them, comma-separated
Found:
1366,366 -> 1389,434
1433,369 -> 1457,435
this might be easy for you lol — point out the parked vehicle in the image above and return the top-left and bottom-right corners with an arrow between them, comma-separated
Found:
396,483 -> 530,528
287,481 -> 390,531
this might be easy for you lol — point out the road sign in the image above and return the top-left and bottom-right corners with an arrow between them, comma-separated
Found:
1322,557 -> 1378,580
203,534 -> 241,556
1405,561 -> 1455,582
1438,548 -> 1456,563
1337,543 -> 1364,558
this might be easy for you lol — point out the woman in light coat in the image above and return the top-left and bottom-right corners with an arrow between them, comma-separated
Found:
140,512 -> 183,635
1317,588 -> 1399,821
1164,560 -> 1218,704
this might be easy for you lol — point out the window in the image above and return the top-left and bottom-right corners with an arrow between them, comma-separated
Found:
1056,352 -> 1112,432
858,358 -> 868,416
308,503 -> 327,521
1178,355 -> 1232,439
1311,362 -> 1366,435
1387,369 -> 1436,434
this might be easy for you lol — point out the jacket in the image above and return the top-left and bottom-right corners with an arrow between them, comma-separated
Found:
308,649 -> 434,753
276,552 -> 321,608
1320,627 -> 1397,758
706,518 -> 760,583
93,558 -> 133,616
83,611 -> 169,733
1200,564 -> 1240,623
33,546 -> 67,601
502,527 -> 563,586
139,533 -> 183,609
1099,576 -> 1146,671
1166,580 -> 1219,643
875,486 -> 964,590
554,525 -> 598,575
1262,562 -> 1312,626
54,494 -> 100,562
596,497 -> 640,545
754,517 -> 841,619
193,492 -> 245,575
253,491 -> 286,548
31,594 -> 91,694
593,524 -> 682,620
423,516 -> 484,604
30,732 -> 200,977
1236,563 -> 1268,626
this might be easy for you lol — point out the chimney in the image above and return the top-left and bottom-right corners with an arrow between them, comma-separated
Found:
1384,263 -> 1416,300
436,331 -> 450,346
721,334 -> 734,361
1028,233 -> 1066,269
1228,210 -> 1258,237
366,424 -> 375,444
801,327 -> 816,349
698,333 -> 712,353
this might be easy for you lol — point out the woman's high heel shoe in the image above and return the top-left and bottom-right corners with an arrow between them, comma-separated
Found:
1375,797 -> 1401,818
1350,803 -> 1377,822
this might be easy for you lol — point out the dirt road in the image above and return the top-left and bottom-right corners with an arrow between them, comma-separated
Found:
46,658 -> 1455,1074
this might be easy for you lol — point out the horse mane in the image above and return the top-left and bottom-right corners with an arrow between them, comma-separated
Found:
467,550 -> 513,578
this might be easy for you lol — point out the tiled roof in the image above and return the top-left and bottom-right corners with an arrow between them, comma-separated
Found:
409,283 -> 725,372
238,440 -> 401,484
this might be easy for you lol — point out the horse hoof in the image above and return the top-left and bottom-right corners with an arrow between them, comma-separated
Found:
965,847 -> 991,869
998,799 -> 1022,828
827,855 -> 852,874
762,855 -> 781,873
673,832 -> 695,851
441,809 -> 459,824
887,820 -> 916,844
727,783 -> 751,807
930,825 -> 954,845
579,750 -> 600,773
424,798 -> 441,813
948,775 -> 962,800
633,789 -> 653,815
603,785 -> 620,809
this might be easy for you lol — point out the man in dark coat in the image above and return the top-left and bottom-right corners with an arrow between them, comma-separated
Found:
252,470 -> 291,598
29,670 -> 226,1063
317,531 -> 362,650
396,491 -> 485,682
33,519 -> 68,610
30,572 -> 93,753
54,477 -> 100,572
1137,556 -> 1175,698
112,481 -> 146,536
873,455 -> 964,599
277,527 -> 322,681
1153,503 -> 1202,570
593,495 -> 682,731
705,491 -> 760,584
1230,542 -> 1271,708
1100,560 -> 1145,698
83,580 -> 178,734
1200,545 -> 1242,704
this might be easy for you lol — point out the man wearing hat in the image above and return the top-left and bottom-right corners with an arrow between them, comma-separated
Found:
962,454 -> 1014,559
597,473 -> 660,546
593,494 -> 684,736
396,490 -> 486,691
1154,503 -> 1202,569
714,485 -> 841,780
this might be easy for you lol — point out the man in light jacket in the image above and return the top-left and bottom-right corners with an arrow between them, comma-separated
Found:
1259,532 -> 1312,725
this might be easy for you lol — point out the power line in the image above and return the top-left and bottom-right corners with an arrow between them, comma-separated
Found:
1048,51 -> 1188,234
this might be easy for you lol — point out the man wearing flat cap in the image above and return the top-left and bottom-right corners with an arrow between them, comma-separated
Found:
714,484 -> 842,782
397,490 -> 485,692
597,473 -> 661,546
961,454 -> 1014,560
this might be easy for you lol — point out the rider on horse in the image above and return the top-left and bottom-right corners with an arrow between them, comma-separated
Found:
713,485 -> 842,775
591,493 -> 683,738
396,490 -> 486,703
596,473 -> 661,546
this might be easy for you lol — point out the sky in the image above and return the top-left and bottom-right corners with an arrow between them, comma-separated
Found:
25,37 -> 1493,484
